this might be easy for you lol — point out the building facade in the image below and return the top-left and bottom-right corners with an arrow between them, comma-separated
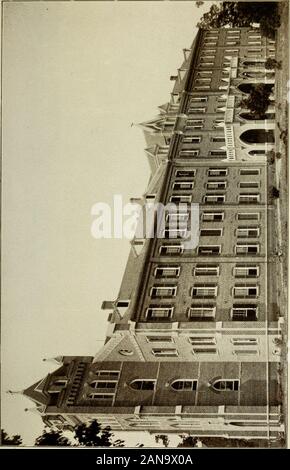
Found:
23,27 -> 285,442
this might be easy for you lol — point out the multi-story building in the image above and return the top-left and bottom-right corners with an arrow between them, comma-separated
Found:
23,28 -> 285,442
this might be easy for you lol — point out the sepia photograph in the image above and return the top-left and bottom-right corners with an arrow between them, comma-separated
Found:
1,0 -> 289,454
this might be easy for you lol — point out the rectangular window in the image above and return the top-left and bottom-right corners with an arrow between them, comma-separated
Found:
206,181 -> 227,190
152,348 -> 178,357
233,285 -> 259,298
235,244 -> 259,255
172,182 -> 194,190
170,195 -> 192,203
194,85 -> 211,90
199,61 -> 214,66
231,305 -> 258,321
236,227 -> 260,238
234,265 -> 259,278
204,194 -> 225,204
239,182 -> 260,189
233,349 -> 258,356
198,245 -> 221,255
202,211 -> 224,222
191,284 -> 218,298
154,266 -> 180,278
225,49 -> 239,54
240,168 -> 260,176
196,72 -> 212,79
93,381 -> 117,390
188,306 -> 216,319
175,170 -> 196,178
188,107 -> 206,114
95,371 -> 120,378
182,136 -> 201,144
200,229 -> 223,237
189,336 -> 216,345
211,136 -> 226,142
248,41 -> 261,45
196,78 -> 211,83
163,228 -> 188,239
239,194 -> 260,203
226,41 -> 239,46
209,150 -> 227,157
88,394 -> 114,401
150,286 -> 177,298
146,336 -> 174,343
186,119 -> 204,125
166,213 -> 189,223
232,338 -> 258,346
201,211 -> 224,222
179,150 -> 200,158
208,168 -> 227,177
237,212 -> 260,221
247,49 -> 262,54
146,306 -> 174,319
159,244 -> 184,255
190,96 -> 208,102
249,34 -> 261,40
192,348 -> 217,354
194,264 -> 220,276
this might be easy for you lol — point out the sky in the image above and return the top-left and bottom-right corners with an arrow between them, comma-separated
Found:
1,1 -> 210,446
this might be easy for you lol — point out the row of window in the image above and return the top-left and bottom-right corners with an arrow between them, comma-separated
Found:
153,264 -> 260,278
145,336 -> 258,346
87,379 -> 240,400
172,181 -> 261,190
163,227 -> 260,239
159,243 -> 261,256
164,209 -> 261,225
174,168 -> 261,177
168,194 -> 261,204
150,285 -> 259,299
146,304 -> 258,321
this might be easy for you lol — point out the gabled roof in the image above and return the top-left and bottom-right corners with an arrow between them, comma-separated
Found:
23,378 -> 49,406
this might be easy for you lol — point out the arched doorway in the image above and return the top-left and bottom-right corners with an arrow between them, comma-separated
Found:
240,129 -> 275,144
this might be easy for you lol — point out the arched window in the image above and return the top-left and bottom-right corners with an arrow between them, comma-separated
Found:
129,380 -> 156,391
212,379 -> 239,391
171,380 -> 197,391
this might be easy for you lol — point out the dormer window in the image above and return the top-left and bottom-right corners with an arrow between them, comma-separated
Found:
53,380 -> 67,387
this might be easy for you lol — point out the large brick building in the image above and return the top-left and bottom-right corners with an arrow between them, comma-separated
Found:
23,27 -> 285,441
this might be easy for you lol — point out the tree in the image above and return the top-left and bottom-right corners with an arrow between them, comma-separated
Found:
195,1 -> 204,7
155,434 -> 170,447
35,429 -> 72,446
1,429 -> 22,446
265,58 -> 282,70
74,420 -> 125,447
239,83 -> 273,119
197,2 -> 280,39
177,435 -> 198,448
